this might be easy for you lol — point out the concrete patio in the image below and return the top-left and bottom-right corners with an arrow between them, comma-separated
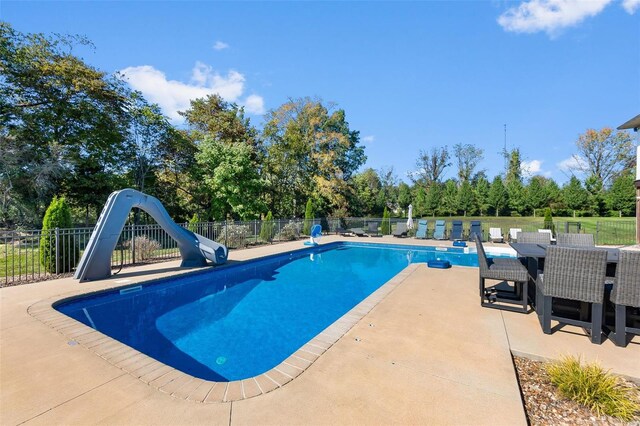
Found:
1,236 -> 638,425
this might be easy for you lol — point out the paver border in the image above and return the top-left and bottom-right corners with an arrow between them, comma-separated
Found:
28,249 -> 419,403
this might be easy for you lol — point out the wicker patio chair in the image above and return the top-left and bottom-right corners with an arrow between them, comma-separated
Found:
475,234 -> 530,313
517,231 -> 551,244
536,246 -> 607,344
556,233 -> 595,247
610,250 -> 640,347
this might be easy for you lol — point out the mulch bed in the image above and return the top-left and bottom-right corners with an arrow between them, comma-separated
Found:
513,356 -> 640,425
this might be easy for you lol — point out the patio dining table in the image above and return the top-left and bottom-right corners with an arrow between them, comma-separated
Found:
508,243 -> 620,312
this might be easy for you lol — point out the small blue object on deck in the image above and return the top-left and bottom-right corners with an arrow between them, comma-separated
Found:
452,241 -> 467,247
427,259 -> 451,269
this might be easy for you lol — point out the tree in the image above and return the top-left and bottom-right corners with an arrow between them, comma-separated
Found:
504,148 -> 523,184
381,207 -> 391,235
397,182 -> 412,211
195,138 -> 265,220
507,179 -> 527,216
563,176 -> 588,217
259,211 -> 274,242
377,166 -> 398,211
473,174 -> 491,216
453,143 -> 483,183
1,23 -> 129,224
527,176 -> 550,215
606,171 -> 635,217
263,98 -> 366,217
303,199 -> 314,235
350,168 -> 382,216
457,180 -> 475,216
424,182 -> 443,216
571,128 -> 634,187
39,196 -> 78,273
488,176 -> 508,217
441,179 -> 458,216
543,207 -> 554,232
585,174 -> 606,216
413,146 -> 450,187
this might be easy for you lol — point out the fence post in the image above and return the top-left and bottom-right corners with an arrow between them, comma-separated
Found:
54,227 -> 60,275
596,221 -> 600,245
132,224 -> 136,265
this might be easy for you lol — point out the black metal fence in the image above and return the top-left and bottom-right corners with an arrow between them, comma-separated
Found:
1,217 -> 635,286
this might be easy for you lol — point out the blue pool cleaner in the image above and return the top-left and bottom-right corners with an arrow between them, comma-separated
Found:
427,259 -> 451,269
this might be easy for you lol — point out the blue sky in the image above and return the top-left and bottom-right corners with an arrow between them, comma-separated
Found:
3,0 -> 639,184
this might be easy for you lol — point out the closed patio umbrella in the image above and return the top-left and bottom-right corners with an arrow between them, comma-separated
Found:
406,204 -> 414,229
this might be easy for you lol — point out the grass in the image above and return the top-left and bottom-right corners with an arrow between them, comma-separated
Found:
546,356 -> 640,421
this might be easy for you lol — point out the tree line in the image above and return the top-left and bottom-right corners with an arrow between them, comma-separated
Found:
0,23 -> 636,229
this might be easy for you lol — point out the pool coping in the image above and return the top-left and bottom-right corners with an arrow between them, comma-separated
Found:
27,248 -> 420,404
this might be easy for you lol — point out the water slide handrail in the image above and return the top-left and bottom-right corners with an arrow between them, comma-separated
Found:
74,189 -> 227,282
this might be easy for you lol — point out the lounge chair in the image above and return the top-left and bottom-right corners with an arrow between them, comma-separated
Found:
366,222 -> 381,237
517,231 -> 550,244
433,220 -> 446,240
469,220 -> 482,241
489,228 -> 504,243
508,228 -> 522,242
610,250 -> 640,347
556,233 -> 594,247
393,223 -> 408,238
415,220 -> 428,239
475,234 -> 529,313
449,220 -> 463,240
349,227 -> 367,237
536,246 -> 607,344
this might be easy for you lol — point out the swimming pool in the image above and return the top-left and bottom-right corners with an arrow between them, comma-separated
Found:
56,242 -> 504,382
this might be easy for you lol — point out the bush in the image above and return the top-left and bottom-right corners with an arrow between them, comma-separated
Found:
303,199 -> 314,235
187,213 -> 200,232
276,221 -> 301,241
259,211 -> 274,243
217,224 -> 251,248
381,208 -> 390,235
546,356 -> 640,421
543,207 -> 555,233
125,235 -> 161,261
39,196 -> 79,273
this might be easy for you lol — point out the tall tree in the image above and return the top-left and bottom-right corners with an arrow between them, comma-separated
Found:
571,128 -> 634,187
473,174 -> 491,216
377,166 -> 398,211
397,182 -> 412,211
488,176 -> 508,217
606,171 -> 636,217
413,146 -> 450,187
195,137 -> 265,220
453,143 -> 483,184
457,180 -> 475,217
441,179 -> 459,216
0,23 -> 128,224
504,147 -> 523,185
585,174 -> 606,216
563,176 -> 588,217
350,168 -> 382,216
263,98 -> 366,217
527,176 -> 550,215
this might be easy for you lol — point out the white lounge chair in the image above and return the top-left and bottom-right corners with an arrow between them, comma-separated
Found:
508,228 -> 522,242
489,228 -> 504,243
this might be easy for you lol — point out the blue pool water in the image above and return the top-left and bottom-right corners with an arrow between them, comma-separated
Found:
56,242 -> 495,381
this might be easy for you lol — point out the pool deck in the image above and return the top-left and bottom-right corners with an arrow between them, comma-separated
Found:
1,236 -> 638,425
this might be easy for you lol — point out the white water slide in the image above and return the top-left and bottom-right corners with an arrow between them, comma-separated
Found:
74,189 -> 228,282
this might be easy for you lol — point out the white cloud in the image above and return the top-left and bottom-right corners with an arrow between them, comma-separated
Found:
120,62 -> 263,121
521,159 -> 543,175
557,155 -> 588,172
243,94 -> 265,115
213,41 -> 229,50
622,0 -> 640,13
497,0 -> 613,36
362,135 -> 375,143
